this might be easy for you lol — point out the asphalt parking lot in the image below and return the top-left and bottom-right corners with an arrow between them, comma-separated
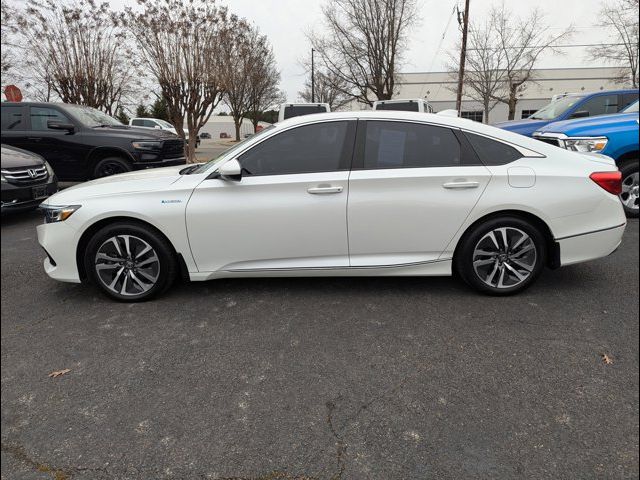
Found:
1,212 -> 638,479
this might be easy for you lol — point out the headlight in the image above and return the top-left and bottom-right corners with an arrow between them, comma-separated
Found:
40,205 -> 81,223
563,137 -> 608,153
132,140 -> 162,151
44,161 -> 55,178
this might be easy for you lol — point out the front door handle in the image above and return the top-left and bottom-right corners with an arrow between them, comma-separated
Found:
307,186 -> 344,194
443,181 -> 480,189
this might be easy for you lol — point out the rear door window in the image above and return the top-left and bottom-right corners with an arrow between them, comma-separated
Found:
578,94 -> 619,117
1,106 -> 25,130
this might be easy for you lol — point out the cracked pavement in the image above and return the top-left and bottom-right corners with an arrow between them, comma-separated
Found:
1,211 -> 638,479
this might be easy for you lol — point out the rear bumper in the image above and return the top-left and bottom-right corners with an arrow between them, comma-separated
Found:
558,223 -> 626,266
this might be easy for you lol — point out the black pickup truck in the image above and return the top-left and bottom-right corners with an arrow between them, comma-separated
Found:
0,102 -> 186,181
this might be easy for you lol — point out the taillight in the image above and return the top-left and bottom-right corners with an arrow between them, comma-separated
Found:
590,171 -> 622,196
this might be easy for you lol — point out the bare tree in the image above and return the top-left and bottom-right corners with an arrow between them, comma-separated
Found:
1,0 -> 18,76
309,0 -> 418,106
247,46 -> 285,132
589,0 -> 639,87
447,18 -> 506,123
116,0 -> 233,161
298,69 -> 352,110
490,5 -> 573,120
14,0 -> 138,114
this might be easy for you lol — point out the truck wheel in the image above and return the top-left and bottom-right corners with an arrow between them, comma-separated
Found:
619,160 -> 639,218
93,157 -> 132,179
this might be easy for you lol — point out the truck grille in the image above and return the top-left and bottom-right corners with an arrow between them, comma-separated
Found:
1,165 -> 49,185
162,139 -> 186,159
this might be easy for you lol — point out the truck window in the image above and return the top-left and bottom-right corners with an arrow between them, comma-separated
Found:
375,102 -> 420,112
1,106 -> 25,130
283,105 -> 328,120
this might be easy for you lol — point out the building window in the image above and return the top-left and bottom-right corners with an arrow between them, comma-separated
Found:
460,111 -> 483,122
521,110 -> 537,119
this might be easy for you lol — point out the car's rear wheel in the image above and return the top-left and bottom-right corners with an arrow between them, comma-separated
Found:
619,160 -> 639,218
84,222 -> 177,302
455,216 -> 547,295
93,157 -> 132,179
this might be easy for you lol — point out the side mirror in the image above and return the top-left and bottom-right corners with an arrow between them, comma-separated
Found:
218,159 -> 242,181
47,121 -> 75,132
570,110 -> 589,119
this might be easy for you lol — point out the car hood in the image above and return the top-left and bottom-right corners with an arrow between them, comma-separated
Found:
534,113 -> 639,135
493,118 -> 550,135
91,125 -> 180,140
42,165 -> 188,204
1,144 -> 45,168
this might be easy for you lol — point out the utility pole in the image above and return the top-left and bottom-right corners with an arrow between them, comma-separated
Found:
311,48 -> 316,103
455,0 -> 470,115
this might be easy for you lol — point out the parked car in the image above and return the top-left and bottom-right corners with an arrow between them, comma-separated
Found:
494,89 -> 639,137
1,103 -> 186,181
128,117 -> 199,148
278,103 -> 330,122
200,132 -> 212,139
1,144 -> 58,214
533,100 -> 639,217
373,98 -> 434,113
37,111 -> 626,301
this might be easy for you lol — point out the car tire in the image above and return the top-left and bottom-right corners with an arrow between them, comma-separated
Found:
84,222 -> 177,302
619,160 -> 639,218
93,157 -> 132,179
455,216 -> 547,296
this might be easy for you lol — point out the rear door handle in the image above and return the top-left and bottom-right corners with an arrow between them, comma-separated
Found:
443,181 -> 480,189
307,186 -> 344,194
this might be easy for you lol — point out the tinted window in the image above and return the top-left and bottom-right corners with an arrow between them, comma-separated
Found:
239,121 -> 353,176
143,120 -> 157,127
577,94 -> 619,117
1,106 -> 24,130
464,132 -> 523,166
363,121 -> 462,169
460,111 -> 483,122
283,105 -> 327,120
131,119 -> 144,126
375,102 -> 420,112
621,92 -> 639,110
30,107 -> 71,131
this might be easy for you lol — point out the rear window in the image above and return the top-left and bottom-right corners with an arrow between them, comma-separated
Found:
375,102 -> 420,112
464,132 -> 523,166
283,105 -> 327,120
1,106 -> 25,130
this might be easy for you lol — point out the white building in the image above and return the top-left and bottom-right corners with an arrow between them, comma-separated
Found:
351,67 -> 630,123
199,116 -> 271,139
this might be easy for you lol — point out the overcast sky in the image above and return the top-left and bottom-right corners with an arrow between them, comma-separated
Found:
214,0 -> 610,102
10,0 -> 612,104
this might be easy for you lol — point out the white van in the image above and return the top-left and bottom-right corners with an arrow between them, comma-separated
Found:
372,99 -> 434,113
278,103 -> 330,122
129,117 -> 199,147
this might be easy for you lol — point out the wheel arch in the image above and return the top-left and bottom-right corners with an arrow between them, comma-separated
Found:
453,209 -> 561,270
86,147 -> 135,178
75,216 -> 189,282
616,150 -> 639,167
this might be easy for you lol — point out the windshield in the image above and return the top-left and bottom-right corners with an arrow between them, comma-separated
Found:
623,100 -> 639,113
529,95 -> 585,120
64,105 -> 123,127
156,119 -> 174,128
190,125 -> 276,174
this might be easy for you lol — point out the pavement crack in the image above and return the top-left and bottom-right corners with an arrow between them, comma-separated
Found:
1,441 -> 72,480
325,401 -> 346,480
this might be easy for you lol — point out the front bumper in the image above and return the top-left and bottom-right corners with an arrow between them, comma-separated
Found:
132,157 -> 187,170
558,224 -> 626,266
1,179 -> 58,214
36,220 -> 82,283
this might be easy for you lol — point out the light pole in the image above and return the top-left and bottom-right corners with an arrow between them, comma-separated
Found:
311,48 -> 316,103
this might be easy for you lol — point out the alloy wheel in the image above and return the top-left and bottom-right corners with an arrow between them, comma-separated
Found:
472,227 -> 537,289
620,172 -> 639,212
94,235 -> 160,296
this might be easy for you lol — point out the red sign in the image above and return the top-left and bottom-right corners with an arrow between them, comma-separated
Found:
4,85 -> 23,102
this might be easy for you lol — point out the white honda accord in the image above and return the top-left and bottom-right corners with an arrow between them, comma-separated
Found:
37,111 -> 626,301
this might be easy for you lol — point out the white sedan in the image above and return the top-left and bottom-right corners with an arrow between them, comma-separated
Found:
37,111 -> 626,301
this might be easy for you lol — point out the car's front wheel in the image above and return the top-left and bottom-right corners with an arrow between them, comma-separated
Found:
455,216 -> 547,295
619,160 -> 639,218
84,222 -> 177,302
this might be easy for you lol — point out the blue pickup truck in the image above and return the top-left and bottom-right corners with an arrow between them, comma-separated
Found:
533,100 -> 639,217
495,89 -> 638,137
